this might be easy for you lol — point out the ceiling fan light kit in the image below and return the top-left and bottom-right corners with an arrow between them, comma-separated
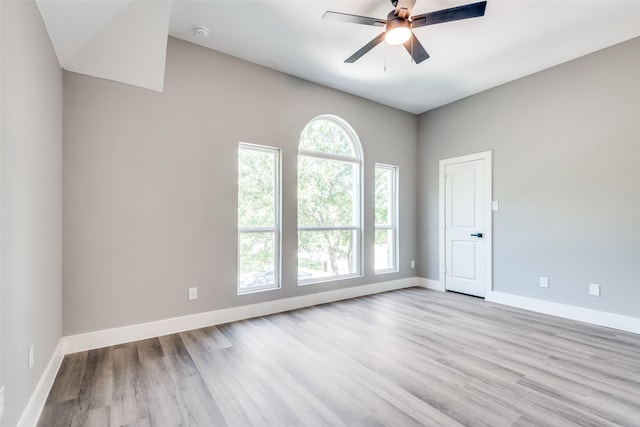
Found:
385,17 -> 412,45
323,0 -> 487,64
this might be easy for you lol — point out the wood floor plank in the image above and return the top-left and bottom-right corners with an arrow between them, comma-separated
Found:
45,352 -> 88,404
76,347 -> 114,412
37,399 -> 78,427
136,347 -> 222,426
39,288 -> 640,426
157,333 -> 199,379
110,343 -> 142,427
70,405 -> 111,427
180,331 -> 256,426
136,338 -> 164,361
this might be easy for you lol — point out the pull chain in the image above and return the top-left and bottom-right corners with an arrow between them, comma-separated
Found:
384,43 -> 387,72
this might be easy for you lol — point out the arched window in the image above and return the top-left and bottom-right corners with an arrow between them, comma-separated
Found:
298,115 -> 363,284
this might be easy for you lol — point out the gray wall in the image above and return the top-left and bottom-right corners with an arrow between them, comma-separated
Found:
63,37 -> 418,335
417,37 -> 640,318
1,1 -> 63,426
0,1 -> 3,421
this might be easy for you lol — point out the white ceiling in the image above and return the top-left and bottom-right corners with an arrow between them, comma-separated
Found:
38,0 -> 640,114
37,0 -> 171,92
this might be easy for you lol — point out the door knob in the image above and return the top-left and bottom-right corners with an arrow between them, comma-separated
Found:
470,233 -> 483,238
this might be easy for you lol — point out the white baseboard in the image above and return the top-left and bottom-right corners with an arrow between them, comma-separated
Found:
64,277 -> 417,354
415,279 -> 639,334
416,277 -> 444,291
486,291 -> 640,335
17,339 -> 64,427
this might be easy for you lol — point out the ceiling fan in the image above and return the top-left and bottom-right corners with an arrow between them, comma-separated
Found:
323,0 -> 487,64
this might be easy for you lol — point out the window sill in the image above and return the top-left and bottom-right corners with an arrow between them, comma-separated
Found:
237,284 -> 281,295
375,269 -> 399,275
298,273 -> 363,286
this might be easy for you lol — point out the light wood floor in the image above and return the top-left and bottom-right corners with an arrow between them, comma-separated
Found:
39,288 -> 640,426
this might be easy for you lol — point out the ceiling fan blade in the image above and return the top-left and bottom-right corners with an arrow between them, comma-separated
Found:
403,33 -> 430,64
411,1 -> 487,28
345,32 -> 386,63
323,11 -> 386,27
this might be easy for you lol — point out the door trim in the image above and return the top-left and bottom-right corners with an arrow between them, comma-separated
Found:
439,151 -> 493,297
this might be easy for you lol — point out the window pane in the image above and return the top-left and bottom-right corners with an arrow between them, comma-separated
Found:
375,167 -> 393,225
299,119 -> 355,157
298,156 -> 356,227
375,229 -> 395,271
375,164 -> 398,273
239,232 -> 276,292
238,148 -> 276,228
238,143 -> 279,294
298,230 -> 358,281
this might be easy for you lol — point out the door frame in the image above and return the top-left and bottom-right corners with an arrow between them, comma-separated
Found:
439,151 -> 493,297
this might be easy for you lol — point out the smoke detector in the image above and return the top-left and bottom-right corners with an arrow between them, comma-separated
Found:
193,26 -> 210,38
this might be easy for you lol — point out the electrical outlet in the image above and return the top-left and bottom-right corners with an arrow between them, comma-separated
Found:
539,277 -> 549,288
0,386 -> 5,421
28,345 -> 34,371
188,287 -> 198,300
410,260 -> 415,269
589,283 -> 600,297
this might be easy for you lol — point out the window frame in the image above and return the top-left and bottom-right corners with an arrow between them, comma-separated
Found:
374,163 -> 399,274
237,142 -> 281,295
297,115 -> 363,285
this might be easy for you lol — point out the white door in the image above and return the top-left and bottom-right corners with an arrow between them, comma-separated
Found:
444,159 -> 487,297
